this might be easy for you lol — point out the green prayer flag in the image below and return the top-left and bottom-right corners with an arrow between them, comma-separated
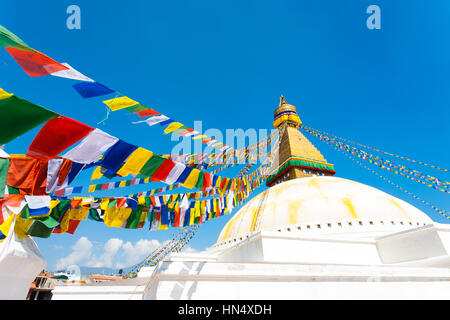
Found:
88,208 -> 101,221
195,171 -> 205,189
137,155 -> 166,179
0,95 -> 58,144
124,103 -> 147,113
125,206 -> 143,229
7,186 -> 20,195
0,25 -> 33,51
108,198 -> 117,208
0,158 -> 9,198
26,220 -> 54,238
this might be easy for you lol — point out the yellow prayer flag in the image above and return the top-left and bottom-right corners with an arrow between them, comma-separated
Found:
91,166 -> 103,181
0,214 -> 14,242
182,168 -> 201,189
189,209 -> 195,225
50,199 -> 60,211
117,148 -> 153,177
68,208 -> 89,220
100,198 -> 110,211
192,135 -> 207,140
103,96 -> 139,111
119,180 -> 127,187
0,88 -> 13,100
158,224 -> 169,230
164,122 -> 184,134
215,176 -> 222,188
88,185 -> 96,193
103,207 -> 132,228
14,215 -> 33,239
138,196 -> 146,205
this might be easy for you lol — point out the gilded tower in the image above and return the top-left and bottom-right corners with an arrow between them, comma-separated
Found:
266,96 -> 336,187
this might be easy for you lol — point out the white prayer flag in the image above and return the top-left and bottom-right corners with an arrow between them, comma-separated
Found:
50,63 -> 95,82
63,128 -> 119,164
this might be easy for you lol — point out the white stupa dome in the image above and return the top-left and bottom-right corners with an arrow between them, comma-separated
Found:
217,176 -> 433,244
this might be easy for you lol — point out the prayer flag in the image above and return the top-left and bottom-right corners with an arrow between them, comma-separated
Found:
151,159 -> 175,182
116,148 -> 153,177
72,82 -> 114,99
0,88 -> 13,100
64,128 -> 119,164
137,155 -> 166,179
182,168 -> 201,189
0,214 -> 14,241
27,116 -> 94,160
0,25 -> 32,51
163,162 -> 186,185
136,108 -> 160,117
100,140 -> 138,176
7,157 -> 48,195
103,96 -> 139,111
5,47 -> 68,77
164,122 -> 184,134
0,93 -> 58,144
0,158 -> 9,198
50,63 -> 94,82
133,115 -> 169,126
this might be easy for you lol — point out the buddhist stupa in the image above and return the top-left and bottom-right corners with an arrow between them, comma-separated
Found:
52,96 -> 450,300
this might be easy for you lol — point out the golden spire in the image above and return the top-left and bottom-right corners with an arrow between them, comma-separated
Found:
267,95 -> 335,187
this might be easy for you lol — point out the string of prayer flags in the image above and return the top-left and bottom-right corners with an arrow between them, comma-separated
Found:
103,96 -> 139,111
50,63 -> 94,82
5,47 -> 68,77
0,91 -> 59,144
26,116 -> 94,160
303,125 -> 449,172
72,81 -> 115,99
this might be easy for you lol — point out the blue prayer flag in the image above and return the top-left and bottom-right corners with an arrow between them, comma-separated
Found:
72,82 -> 115,99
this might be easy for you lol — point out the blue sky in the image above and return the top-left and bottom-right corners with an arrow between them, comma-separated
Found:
0,0 -> 449,271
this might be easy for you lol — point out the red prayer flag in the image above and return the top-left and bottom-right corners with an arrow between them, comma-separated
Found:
7,157 -> 48,195
27,116 -> 94,160
5,47 -> 68,77
137,109 -> 160,117
151,159 -> 175,182
173,208 -> 180,228
116,198 -> 127,208
202,172 -> 212,190
178,128 -> 194,136
66,220 -> 81,234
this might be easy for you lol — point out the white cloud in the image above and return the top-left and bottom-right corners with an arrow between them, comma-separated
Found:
55,237 -> 162,270
118,239 -> 161,268
55,236 -> 93,270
